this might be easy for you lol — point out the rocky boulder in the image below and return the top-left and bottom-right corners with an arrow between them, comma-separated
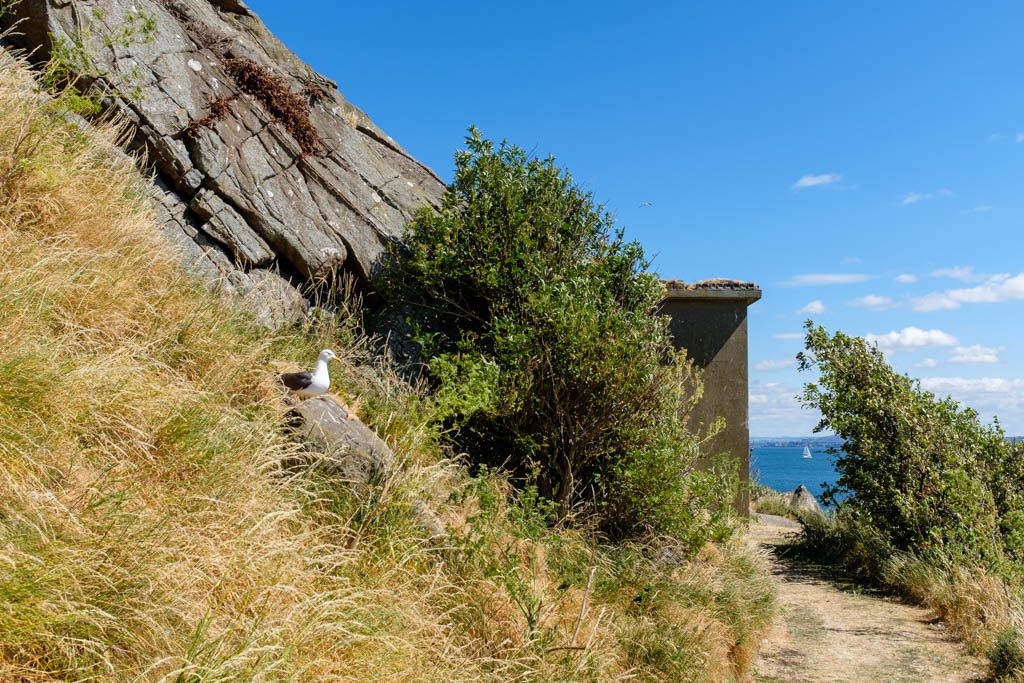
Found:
286,395 -> 394,486
788,484 -> 822,515
1,0 -> 444,327
287,395 -> 444,537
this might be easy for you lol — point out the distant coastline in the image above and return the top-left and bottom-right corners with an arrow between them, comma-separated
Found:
751,435 -> 1022,448
750,435 -> 844,449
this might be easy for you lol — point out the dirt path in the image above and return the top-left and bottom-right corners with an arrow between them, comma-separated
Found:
752,514 -> 986,683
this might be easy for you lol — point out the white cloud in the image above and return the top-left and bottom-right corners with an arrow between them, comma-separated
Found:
851,294 -> 896,310
749,380 -> 819,436
989,133 -> 1003,142
901,188 -> 953,206
865,326 -> 958,352
921,377 -> 1024,394
773,332 -> 805,341
911,293 -> 961,312
949,344 -> 1000,365
798,299 -> 826,315
842,256 -> 863,265
964,205 -> 993,214
916,358 -> 940,369
755,359 -> 795,371
792,173 -> 841,190
931,266 -> 986,282
784,273 -> 870,286
911,272 -> 1024,312
918,376 -> 1024,432
1017,132 -> 1024,143
894,273 -> 918,284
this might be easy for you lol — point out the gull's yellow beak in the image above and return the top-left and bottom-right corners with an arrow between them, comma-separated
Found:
331,357 -> 343,363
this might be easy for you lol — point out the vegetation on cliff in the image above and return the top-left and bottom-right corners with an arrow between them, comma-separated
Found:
797,322 -> 1024,679
378,130 -> 735,545
0,51 -> 773,681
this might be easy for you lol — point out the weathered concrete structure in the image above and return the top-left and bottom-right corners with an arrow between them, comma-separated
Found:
660,279 -> 761,514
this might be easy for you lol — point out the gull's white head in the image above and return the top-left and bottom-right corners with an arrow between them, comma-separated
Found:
318,349 -> 340,363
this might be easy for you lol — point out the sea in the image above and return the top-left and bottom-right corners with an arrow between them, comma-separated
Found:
750,445 -> 840,501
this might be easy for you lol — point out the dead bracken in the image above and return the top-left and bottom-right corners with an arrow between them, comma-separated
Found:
223,57 -> 323,155
185,94 -> 237,136
302,82 -> 327,102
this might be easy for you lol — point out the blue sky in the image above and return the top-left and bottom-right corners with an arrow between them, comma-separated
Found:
247,1 -> 1024,435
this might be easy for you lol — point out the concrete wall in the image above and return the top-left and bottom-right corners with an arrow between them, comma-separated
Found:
659,283 -> 761,514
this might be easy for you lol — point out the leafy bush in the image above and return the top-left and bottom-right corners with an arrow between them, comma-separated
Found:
1002,511 -> 1024,562
798,322 -> 1020,564
990,628 -> 1024,681
377,129 -> 732,542
796,322 -> 1024,679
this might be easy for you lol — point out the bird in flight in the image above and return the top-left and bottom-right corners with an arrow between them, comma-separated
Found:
279,349 -> 341,398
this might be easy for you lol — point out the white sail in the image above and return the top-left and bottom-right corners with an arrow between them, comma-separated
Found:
802,446 -> 812,459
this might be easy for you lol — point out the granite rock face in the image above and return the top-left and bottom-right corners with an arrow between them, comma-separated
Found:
1,0 -> 444,327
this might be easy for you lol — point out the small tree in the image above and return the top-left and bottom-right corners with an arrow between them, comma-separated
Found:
378,129 -> 732,541
798,322 -> 1019,562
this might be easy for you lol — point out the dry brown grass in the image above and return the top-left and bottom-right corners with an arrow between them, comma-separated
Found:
751,490 -> 796,518
0,46 -> 468,681
802,511 -> 1024,680
0,47 -> 775,681
884,553 -> 1024,664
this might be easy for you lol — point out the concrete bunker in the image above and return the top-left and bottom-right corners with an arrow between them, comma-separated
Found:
659,279 -> 762,514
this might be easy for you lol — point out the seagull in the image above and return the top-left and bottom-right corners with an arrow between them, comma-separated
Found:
279,349 -> 341,399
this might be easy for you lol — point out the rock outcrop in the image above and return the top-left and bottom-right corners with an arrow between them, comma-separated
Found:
287,395 -> 444,537
1,0 -> 444,327
287,395 -> 395,487
788,484 -> 822,515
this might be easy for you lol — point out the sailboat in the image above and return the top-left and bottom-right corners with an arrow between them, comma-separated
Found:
802,446 -> 813,459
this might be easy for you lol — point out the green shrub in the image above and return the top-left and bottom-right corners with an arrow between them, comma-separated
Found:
1001,511 -> 1024,562
990,628 -> 1024,681
377,129 -> 731,543
797,323 -> 1024,680
798,322 -> 1015,564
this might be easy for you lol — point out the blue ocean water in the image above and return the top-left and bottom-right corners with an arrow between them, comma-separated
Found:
750,446 -> 840,500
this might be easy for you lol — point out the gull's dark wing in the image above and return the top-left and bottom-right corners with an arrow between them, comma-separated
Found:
279,371 -> 314,391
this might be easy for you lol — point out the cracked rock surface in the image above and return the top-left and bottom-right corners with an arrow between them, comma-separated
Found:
1,0 -> 443,327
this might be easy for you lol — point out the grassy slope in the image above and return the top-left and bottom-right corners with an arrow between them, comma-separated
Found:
0,51 -> 773,681
749,486 -> 797,519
